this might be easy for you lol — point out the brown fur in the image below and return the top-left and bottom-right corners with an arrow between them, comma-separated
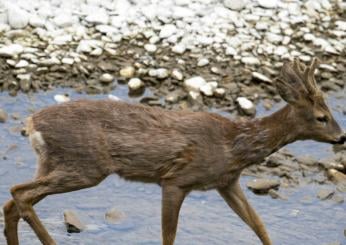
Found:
3,58 -> 345,245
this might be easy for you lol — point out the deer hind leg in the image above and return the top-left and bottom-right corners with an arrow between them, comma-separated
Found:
3,199 -> 20,245
217,179 -> 272,245
161,185 -> 187,245
10,170 -> 105,245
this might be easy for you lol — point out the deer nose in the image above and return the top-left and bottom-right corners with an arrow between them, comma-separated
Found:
336,133 -> 346,144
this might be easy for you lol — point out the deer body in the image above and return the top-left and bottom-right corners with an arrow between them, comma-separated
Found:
3,58 -> 345,245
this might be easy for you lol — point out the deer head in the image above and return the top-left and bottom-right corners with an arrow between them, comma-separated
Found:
275,57 -> 345,144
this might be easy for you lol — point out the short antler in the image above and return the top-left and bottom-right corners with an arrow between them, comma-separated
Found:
292,57 -> 320,95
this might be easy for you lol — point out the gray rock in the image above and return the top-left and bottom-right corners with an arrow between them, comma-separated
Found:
120,66 -> 135,78
197,58 -> 209,67
268,189 -> 287,200
317,189 -> 335,200
247,178 -> 280,194
100,73 -> 114,83
0,109 -> 8,123
105,208 -> 125,224
252,72 -> 271,83
63,210 -> 85,233
171,69 -> 183,80
0,44 -> 24,57
184,76 -> 207,92
128,78 -> 144,94
236,97 -> 256,116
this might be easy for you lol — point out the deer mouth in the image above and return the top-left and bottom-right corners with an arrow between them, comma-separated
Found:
330,135 -> 346,145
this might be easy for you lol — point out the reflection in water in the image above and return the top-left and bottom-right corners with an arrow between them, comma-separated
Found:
0,86 -> 345,245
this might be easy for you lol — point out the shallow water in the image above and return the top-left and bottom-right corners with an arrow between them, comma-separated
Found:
0,85 -> 345,245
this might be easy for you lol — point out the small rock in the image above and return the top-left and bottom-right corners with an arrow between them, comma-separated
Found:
86,12 -> 109,25
100,73 -> 114,83
268,189 -> 287,200
241,57 -> 260,65
172,69 -> 183,80
332,194 -> 344,204
7,6 -> 29,29
53,14 -> 74,27
247,178 -> 280,194
197,58 -> 209,67
0,44 -> 24,57
236,97 -> 256,116
252,72 -> 271,83
172,43 -> 186,54
224,0 -> 247,10
128,78 -> 144,94
105,208 -> 125,224
165,91 -> 183,103
327,169 -> 346,184
108,94 -> 121,101
144,44 -> 157,53
200,82 -> 217,97
120,66 -> 135,78
258,0 -> 278,8
214,88 -> 226,98
54,94 -> 70,104
29,15 -> 45,27
0,109 -> 8,123
317,189 -> 334,200
15,60 -> 28,68
149,68 -> 169,79
184,76 -> 207,92
159,24 -> 177,38
64,210 -> 85,233
62,58 -> 74,65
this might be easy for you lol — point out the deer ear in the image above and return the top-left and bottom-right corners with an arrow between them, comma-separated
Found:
275,78 -> 302,104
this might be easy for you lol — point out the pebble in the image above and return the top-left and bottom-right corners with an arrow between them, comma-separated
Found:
236,97 -> 256,116
64,210 -> 85,233
100,73 -> 114,83
54,94 -> 70,104
29,15 -> 45,27
172,43 -> 186,54
144,44 -> 157,53
224,0 -> 247,10
120,66 -> 135,78
62,58 -> 74,65
327,169 -> 346,184
197,58 -> 209,67
268,189 -> 287,200
108,94 -> 121,101
15,60 -> 29,68
258,0 -> 278,9
200,82 -> 215,96
252,72 -> 271,83
247,178 -> 280,194
105,208 -> 125,224
317,189 -> 334,200
214,88 -> 226,97
86,12 -> 109,25
171,69 -> 183,80
53,14 -> 74,27
7,6 -> 29,29
128,78 -> 144,93
0,109 -> 8,123
241,57 -> 260,65
149,68 -> 169,79
0,44 -> 24,57
159,24 -> 177,38
184,76 -> 207,92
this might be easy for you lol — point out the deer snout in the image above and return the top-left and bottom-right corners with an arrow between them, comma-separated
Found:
335,133 -> 346,144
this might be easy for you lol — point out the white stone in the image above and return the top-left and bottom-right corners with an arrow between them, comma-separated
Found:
96,25 -> 118,34
200,83 -> 215,96
172,69 -> 183,80
29,15 -> 45,27
17,74 -> 31,81
108,94 -> 121,101
86,12 -> 109,25
188,91 -> 201,101
155,68 -> 169,79
236,97 -> 255,115
52,35 -> 72,45
53,14 -> 74,27
274,46 -> 288,56
120,66 -> 135,78
159,24 -> 177,38
258,0 -> 278,8
0,44 -> 24,57
319,64 -> 337,72
128,78 -> 144,91
184,76 -> 207,92
225,46 -> 237,56
100,73 -> 114,83
252,72 -> 271,83
214,88 -> 226,97
15,60 -> 28,68
62,58 -> 74,65
172,43 -> 186,54
54,94 -> 70,104
77,40 -> 102,53
144,44 -> 157,53
241,57 -> 260,65
7,6 -> 29,29
197,58 -> 209,67
224,0 -> 247,10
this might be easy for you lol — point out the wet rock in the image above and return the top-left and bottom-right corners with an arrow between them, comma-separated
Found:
252,72 -> 271,83
159,24 -> 177,38
268,189 -> 287,200
108,94 -> 121,101
200,82 -> 217,97
120,66 -> 135,78
128,78 -> 144,95
241,57 -> 260,65
332,194 -> 344,204
317,189 -> 334,200
15,60 -> 29,68
100,73 -> 114,83
64,210 -> 85,233
62,58 -> 74,65
236,97 -> 256,116
214,88 -> 226,98
53,14 -> 74,27
29,15 -> 45,27
0,44 -> 24,57
0,109 -> 8,123
258,0 -> 278,9
165,90 -> 183,103
184,76 -> 207,92
144,44 -> 157,53
149,68 -> 169,79
105,208 -> 125,224
327,169 -> 346,184
247,178 -> 280,194
172,43 -> 186,54
54,94 -> 70,104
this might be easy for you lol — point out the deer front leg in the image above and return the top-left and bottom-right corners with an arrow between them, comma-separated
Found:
217,179 -> 272,245
161,184 -> 186,245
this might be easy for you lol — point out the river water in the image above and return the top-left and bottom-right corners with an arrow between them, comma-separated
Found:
0,85 -> 345,245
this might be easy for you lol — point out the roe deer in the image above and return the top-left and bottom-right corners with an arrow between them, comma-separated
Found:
3,58 -> 345,245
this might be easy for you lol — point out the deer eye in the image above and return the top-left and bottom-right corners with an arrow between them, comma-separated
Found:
316,115 -> 328,124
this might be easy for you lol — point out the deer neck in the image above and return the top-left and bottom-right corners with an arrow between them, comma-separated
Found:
230,104 -> 298,169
